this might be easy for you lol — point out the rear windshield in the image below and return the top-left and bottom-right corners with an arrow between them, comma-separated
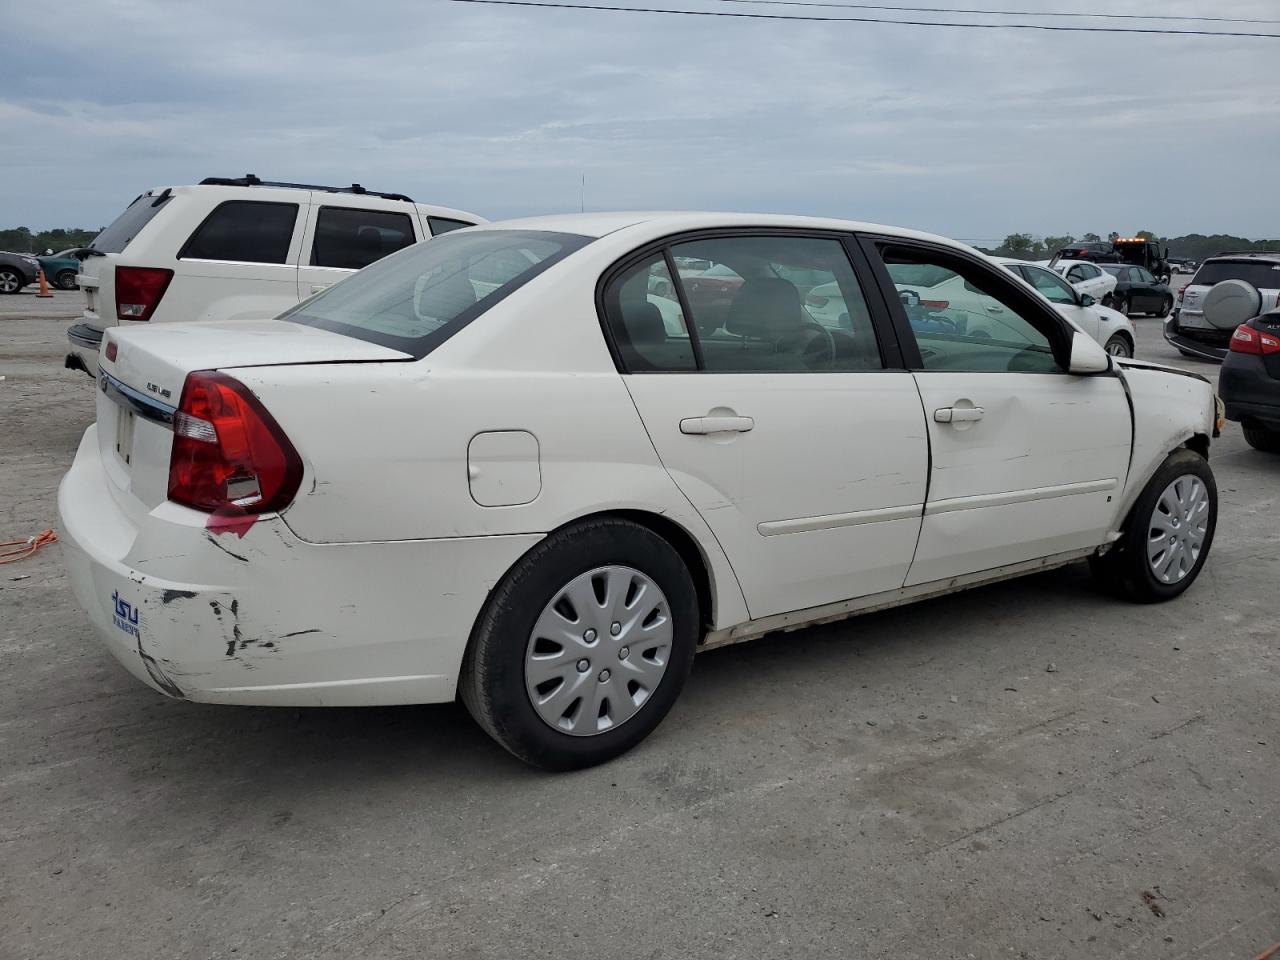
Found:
90,192 -> 172,254
283,229 -> 591,357
1192,260 -> 1280,290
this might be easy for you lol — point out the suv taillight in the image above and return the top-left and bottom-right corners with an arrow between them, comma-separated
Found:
1176,286 -> 1185,303
1230,324 -> 1280,356
168,371 -> 303,516
115,266 -> 173,321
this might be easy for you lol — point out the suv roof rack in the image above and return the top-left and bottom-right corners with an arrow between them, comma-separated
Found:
199,174 -> 413,203
1210,251 -> 1280,259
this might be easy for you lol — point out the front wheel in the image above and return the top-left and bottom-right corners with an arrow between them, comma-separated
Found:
1101,293 -> 1115,309
1104,334 -> 1133,358
460,518 -> 700,770
0,268 -> 23,294
1112,294 -> 1128,316
55,269 -> 78,290
1090,449 -> 1216,602
1243,422 -> 1280,453
1158,296 -> 1174,318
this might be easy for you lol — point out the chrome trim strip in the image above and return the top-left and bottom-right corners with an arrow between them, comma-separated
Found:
98,370 -> 176,429
757,503 -> 923,537
925,478 -> 1118,516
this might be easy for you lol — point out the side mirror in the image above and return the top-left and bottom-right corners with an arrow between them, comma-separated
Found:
1080,293 -> 1096,307
1068,330 -> 1110,374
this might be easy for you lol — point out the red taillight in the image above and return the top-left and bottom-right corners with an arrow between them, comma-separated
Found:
115,266 -> 173,322
104,340 -> 118,363
1230,325 -> 1280,356
168,371 -> 302,517
1176,287 -> 1185,303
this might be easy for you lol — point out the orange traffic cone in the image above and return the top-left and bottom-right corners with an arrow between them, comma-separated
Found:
36,270 -> 53,298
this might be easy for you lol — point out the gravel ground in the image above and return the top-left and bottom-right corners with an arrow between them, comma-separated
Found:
1,287 -> 1277,960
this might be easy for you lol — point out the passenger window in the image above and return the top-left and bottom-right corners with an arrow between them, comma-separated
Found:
670,236 -> 882,372
179,201 -> 298,264
311,207 -> 415,269
882,250 -> 1062,374
1024,266 -> 1077,305
601,255 -> 696,372
428,216 -> 476,236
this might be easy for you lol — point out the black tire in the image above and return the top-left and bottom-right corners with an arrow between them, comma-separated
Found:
1104,334 -> 1133,358
1243,422 -> 1280,453
1101,293 -> 1114,309
1089,449 -> 1217,603
1112,294 -> 1128,316
54,269 -> 78,290
1158,296 -> 1174,319
459,518 -> 700,770
0,268 -> 23,294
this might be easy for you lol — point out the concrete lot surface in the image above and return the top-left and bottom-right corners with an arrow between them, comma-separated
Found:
1,294 -> 1277,960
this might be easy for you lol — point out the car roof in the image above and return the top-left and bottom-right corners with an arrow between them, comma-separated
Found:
467,211 -> 971,249
1204,252 -> 1280,264
145,184 -> 482,221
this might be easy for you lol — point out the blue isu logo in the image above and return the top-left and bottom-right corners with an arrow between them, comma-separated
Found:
112,590 -> 140,639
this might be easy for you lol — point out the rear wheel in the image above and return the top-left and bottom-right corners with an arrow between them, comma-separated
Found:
1090,449 -> 1216,603
0,268 -> 22,294
1158,295 -> 1174,318
460,518 -> 700,770
1243,422 -> 1280,453
54,269 -> 78,290
1101,293 -> 1115,309
1104,334 -> 1133,358
1112,294 -> 1128,316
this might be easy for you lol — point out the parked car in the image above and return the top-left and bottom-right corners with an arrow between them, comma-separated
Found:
1047,259 -> 1118,306
38,249 -> 84,290
1167,257 -> 1198,274
65,175 -> 484,377
1219,311 -> 1280,452
0,251 -> 41,294
1165,253 -> 1280,362
1051,241 -> 1119,264
1098,264 -> 1173,317
997,260 -> 1136,357
59,212 -> 1221,770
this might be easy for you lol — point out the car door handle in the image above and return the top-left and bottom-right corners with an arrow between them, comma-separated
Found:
680,415 -> 755,435
934,406 -> 984,423
985,305 -> 1004,314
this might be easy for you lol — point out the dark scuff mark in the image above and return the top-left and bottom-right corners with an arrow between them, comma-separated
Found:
161,589 -> 198,605
135,631 -> 185,699
279,629 -> 321,638
205,533 -> 249,563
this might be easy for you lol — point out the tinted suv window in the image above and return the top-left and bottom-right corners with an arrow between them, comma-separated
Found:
90,192 -> 173,254
312,207 -> 415,269
285,229 -> 590,357
179,201 -> 298,264
428,216 -> 476,236
1193,260 -> 1280,289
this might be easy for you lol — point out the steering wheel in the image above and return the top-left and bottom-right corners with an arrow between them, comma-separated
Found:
783,321 -> 837,369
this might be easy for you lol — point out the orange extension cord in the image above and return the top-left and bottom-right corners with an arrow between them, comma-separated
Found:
0,529 -> 59,565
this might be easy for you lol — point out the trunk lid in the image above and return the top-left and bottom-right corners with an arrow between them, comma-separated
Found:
97,319 -> 409,516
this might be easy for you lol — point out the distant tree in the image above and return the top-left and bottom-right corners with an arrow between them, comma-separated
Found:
0,226 -> 98,253
1136,229 -> 1155,240
0,227 -> 34,252
1043,235 -> 1075,255
1108,231 -> 1120,243
1082,232 -> 1102,242
1003,233 -> 1037,258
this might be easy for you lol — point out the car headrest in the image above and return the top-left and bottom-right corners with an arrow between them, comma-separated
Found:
620,300 -> 667,345
414,269 -> 477,322
726,278 -> 803,339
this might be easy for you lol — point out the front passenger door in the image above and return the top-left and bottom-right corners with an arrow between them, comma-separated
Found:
865,239 -> 1133,586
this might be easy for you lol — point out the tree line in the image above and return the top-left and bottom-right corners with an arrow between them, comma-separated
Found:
0,226 -> 102,254
981,230 -> 1280,262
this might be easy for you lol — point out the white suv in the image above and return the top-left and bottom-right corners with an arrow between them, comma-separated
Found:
66,176 -> 484,376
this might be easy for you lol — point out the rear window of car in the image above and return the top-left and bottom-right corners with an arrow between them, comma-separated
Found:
179,201 -> 299,264
89,192 -> 173,254
311,207 -> 415,269
1192,260 -> 1280,289
1100,264 -> 1125,277
283,229 -> 592,358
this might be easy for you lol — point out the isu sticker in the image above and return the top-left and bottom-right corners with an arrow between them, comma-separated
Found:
111,590 -> 141,640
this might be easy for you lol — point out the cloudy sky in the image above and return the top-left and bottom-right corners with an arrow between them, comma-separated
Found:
2,0 -> 1277,241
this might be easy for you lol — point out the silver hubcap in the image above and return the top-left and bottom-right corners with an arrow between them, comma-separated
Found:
525,566 -> 673,736
1147,474 -> 1210,584
1106,339 -> 1129,357
0,273 -> 18,292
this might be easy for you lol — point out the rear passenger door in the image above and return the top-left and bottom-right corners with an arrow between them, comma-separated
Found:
601,231 -> 930,621
297,196 -> 423,299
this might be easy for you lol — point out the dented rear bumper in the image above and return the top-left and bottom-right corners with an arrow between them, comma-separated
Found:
58,424 -> 541,706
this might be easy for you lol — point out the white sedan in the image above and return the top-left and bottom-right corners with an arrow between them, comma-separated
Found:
59,213 -> 1220,769
1049,258 -> 1119,306
996,259 -> 1137,357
